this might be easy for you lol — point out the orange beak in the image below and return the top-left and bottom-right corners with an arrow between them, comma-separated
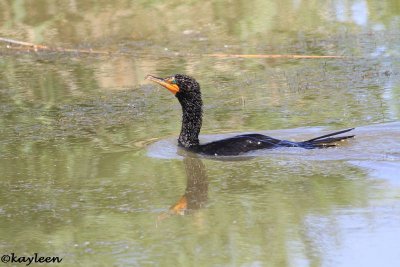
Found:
146,75 -> 180,95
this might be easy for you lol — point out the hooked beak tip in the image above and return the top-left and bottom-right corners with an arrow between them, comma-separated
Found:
146,74 -> 180,95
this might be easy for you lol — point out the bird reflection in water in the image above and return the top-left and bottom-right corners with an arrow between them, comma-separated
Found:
157,156 -> 208,222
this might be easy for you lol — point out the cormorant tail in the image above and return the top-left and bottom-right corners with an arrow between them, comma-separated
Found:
301,128 -> 355,148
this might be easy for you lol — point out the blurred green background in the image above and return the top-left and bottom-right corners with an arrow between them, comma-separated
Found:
1,1 -> 400,266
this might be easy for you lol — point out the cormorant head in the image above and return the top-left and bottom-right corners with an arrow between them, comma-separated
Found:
146,74 -> 203,148
146,74 -> 201,101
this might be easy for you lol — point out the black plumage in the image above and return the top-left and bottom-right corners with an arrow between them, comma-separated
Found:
147,74 -> 355,156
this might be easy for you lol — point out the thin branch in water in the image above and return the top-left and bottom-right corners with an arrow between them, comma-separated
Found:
0,36 -> 123,55
207,53 -> 346,59
1,37 -> 347,59
0,37 -> 49,50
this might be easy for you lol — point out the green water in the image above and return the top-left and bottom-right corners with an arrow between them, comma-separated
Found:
1,1 -> 400,266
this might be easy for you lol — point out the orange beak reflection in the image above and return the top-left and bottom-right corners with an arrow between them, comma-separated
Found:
146,75 -> 180,95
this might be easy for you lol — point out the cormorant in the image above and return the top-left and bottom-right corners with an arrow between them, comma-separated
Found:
146,74 -> 354,156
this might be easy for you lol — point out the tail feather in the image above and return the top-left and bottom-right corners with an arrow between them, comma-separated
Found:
306,128 -> 355,142
302,128 -> 355,148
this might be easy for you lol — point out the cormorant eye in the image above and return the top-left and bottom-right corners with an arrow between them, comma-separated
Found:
166,77 -> 177,84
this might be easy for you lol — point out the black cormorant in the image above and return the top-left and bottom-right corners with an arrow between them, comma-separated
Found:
147,74 -> 354,156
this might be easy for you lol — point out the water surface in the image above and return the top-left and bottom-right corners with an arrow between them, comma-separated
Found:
1,1 -> 400,266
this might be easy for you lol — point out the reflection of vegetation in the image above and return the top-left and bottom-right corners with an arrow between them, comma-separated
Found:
1,0 -> 400,52
0,133 -> 375,266
1,54 -> 396,152
1,0 -> 400,266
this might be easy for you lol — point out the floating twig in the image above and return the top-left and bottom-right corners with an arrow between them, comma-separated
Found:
0,36 -> 121,55
0,37 -> 49,50
207,53 -> 345,59
1,37 -> 346,59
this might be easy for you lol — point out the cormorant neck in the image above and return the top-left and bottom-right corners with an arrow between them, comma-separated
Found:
177,93 -> 202,148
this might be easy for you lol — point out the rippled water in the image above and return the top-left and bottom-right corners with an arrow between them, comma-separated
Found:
148,122 -> 400,161
1,1 -> 400,266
